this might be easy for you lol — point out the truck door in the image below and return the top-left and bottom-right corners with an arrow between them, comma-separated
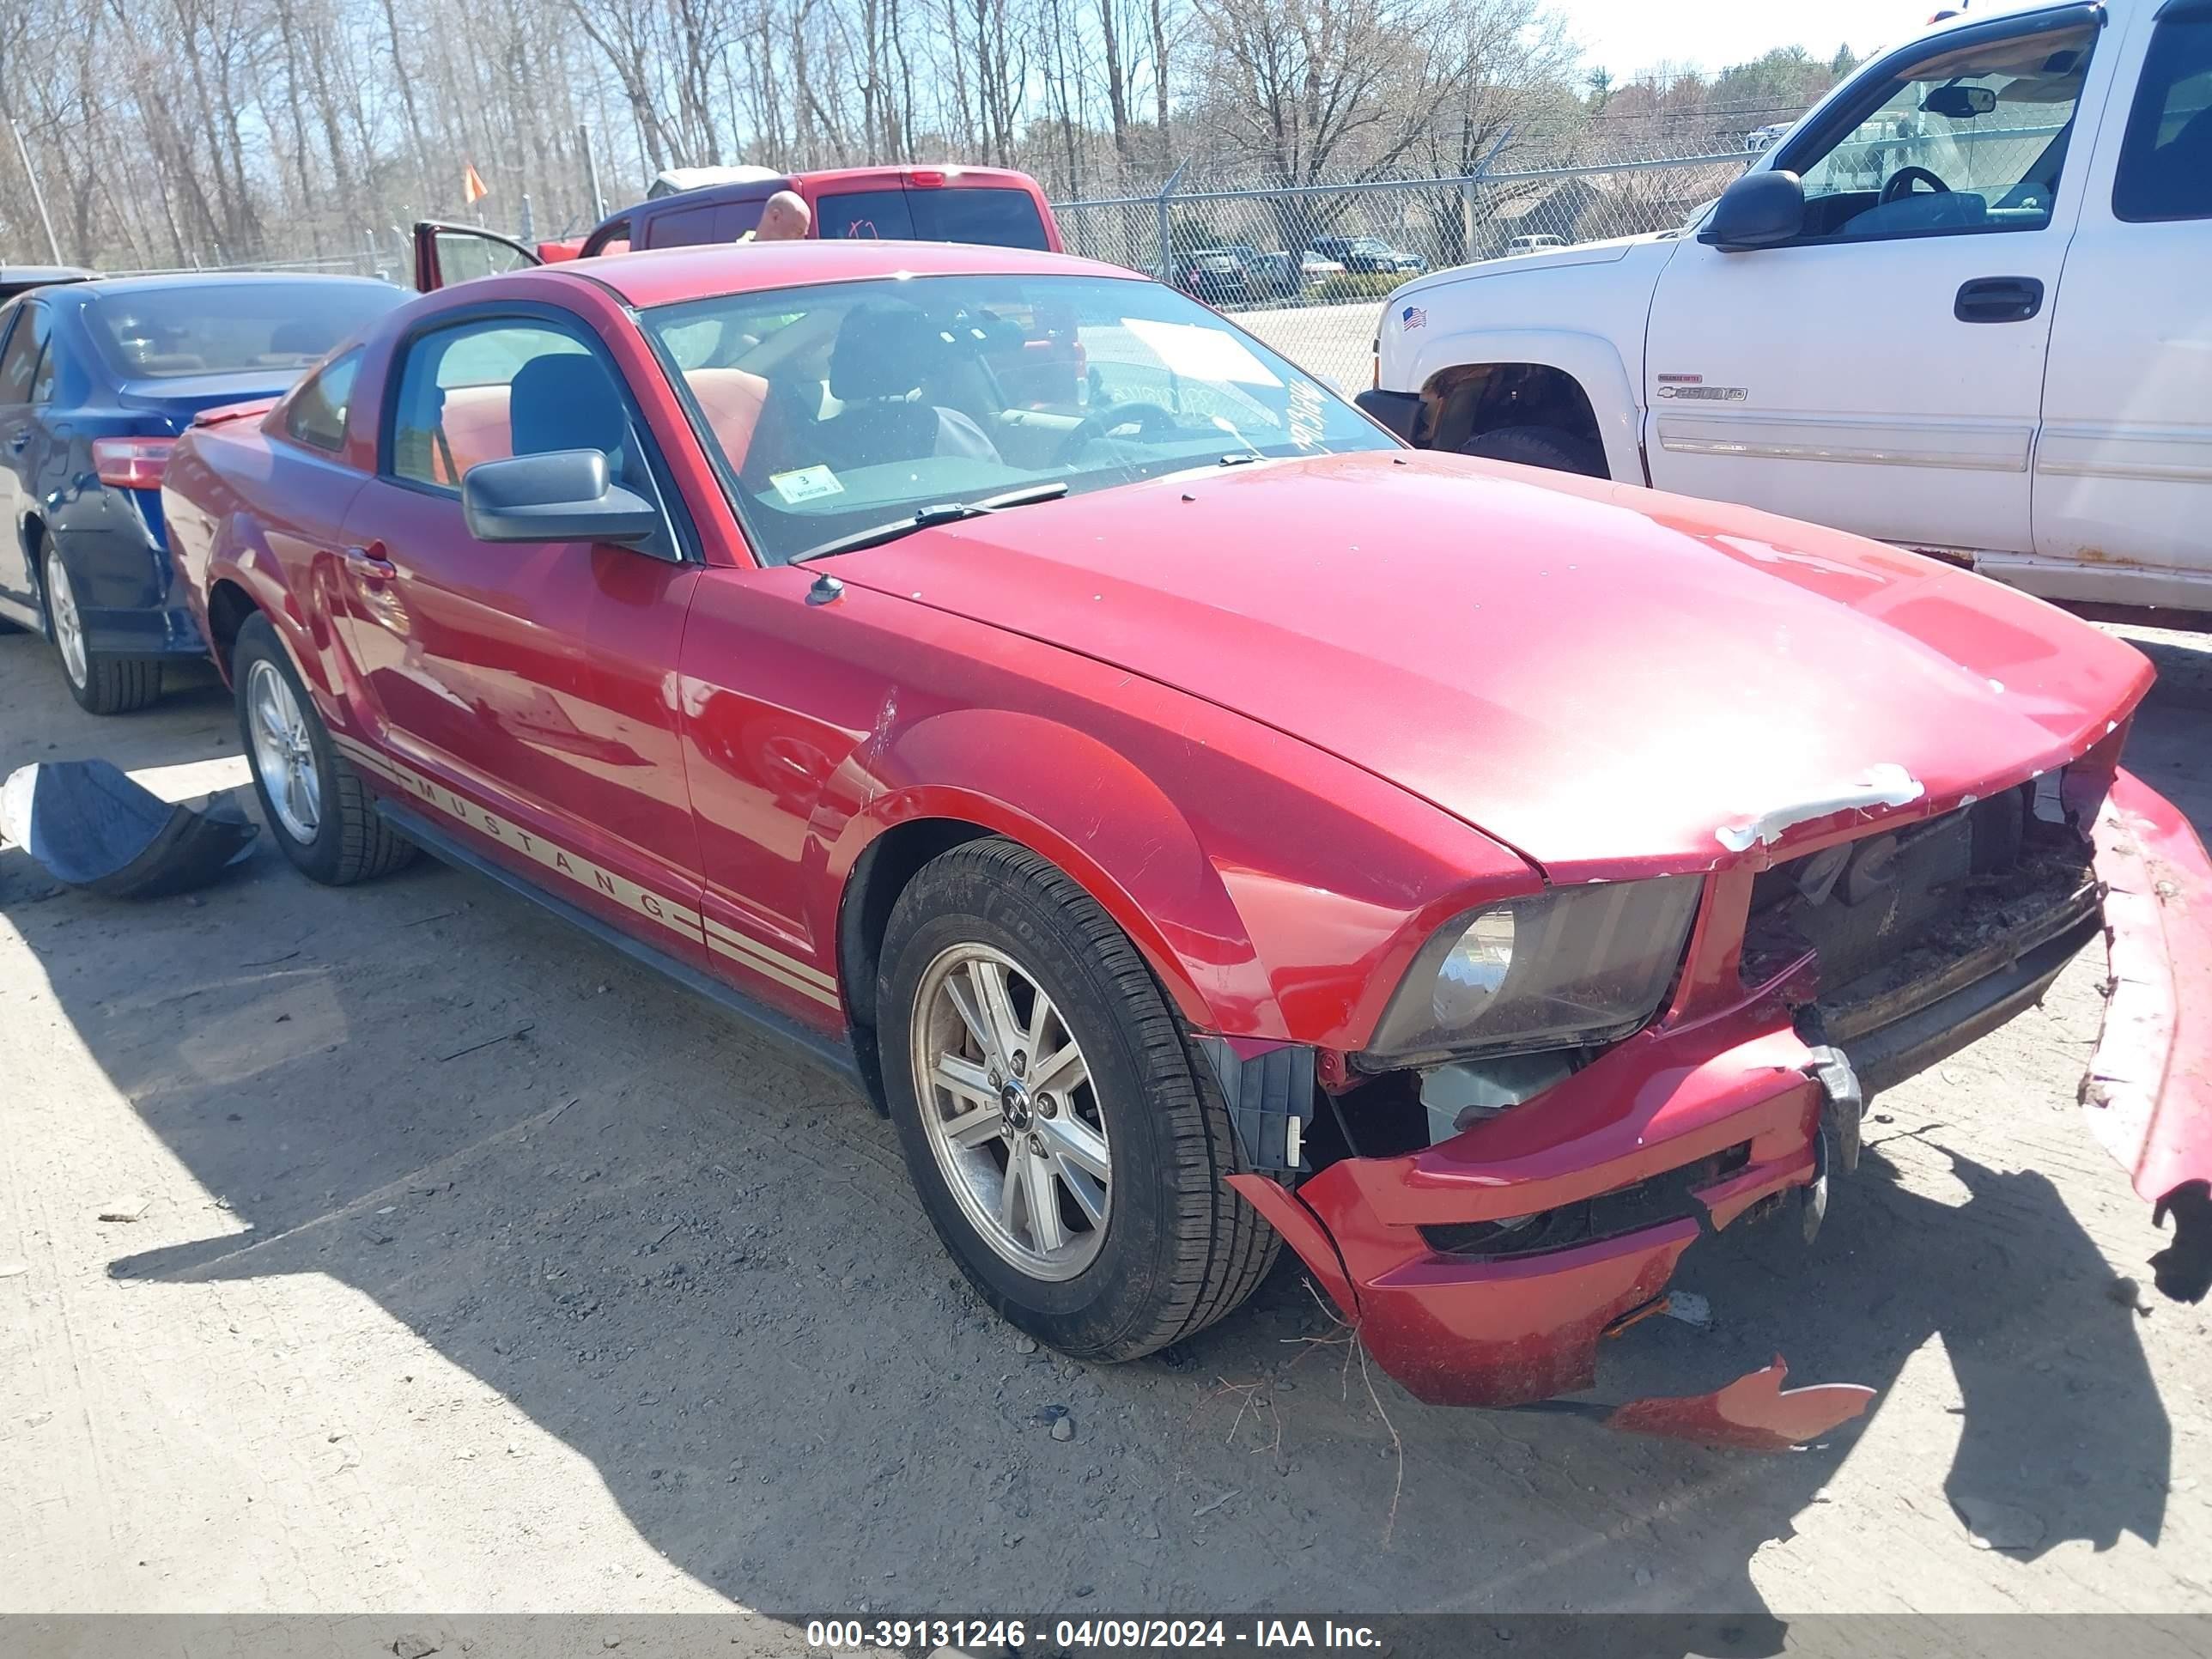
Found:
1644,5 -> 2110,556
2030,0 -> 2212,602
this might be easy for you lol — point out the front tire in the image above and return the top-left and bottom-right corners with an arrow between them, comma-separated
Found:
879,839 -> 1278,1362
45,547 -> 161,714
1458,423 -> 1607,478
233,613 -> 415,885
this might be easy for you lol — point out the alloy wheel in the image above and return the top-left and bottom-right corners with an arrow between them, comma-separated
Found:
45,550 -> 87,689
909,941 -> 1112,1280
246,658 -> 323,843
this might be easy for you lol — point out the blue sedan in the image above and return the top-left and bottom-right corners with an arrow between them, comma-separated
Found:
0,274 -> 404,713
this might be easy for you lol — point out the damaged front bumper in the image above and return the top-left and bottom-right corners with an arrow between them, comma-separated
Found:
1230,766 -> 2212,1446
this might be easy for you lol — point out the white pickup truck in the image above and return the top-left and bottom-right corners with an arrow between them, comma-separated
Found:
1358,0 -> 2211,616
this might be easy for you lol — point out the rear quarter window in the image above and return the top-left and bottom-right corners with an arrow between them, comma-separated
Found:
284,349 -> 363,453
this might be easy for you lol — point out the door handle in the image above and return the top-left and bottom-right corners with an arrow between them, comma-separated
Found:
6,430 -> 27,452
343,543 -> 397,580
1954,276 -> 2045,324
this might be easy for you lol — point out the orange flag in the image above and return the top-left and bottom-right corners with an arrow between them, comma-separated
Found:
462,162 -> 489,206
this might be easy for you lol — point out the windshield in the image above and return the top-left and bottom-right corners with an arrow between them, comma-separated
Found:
641,271 -> 1394,566
88,281 -> 404,379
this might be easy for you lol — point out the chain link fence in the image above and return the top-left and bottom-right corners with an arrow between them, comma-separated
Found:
1050,150 -> 1759,390
90,147 -> 1803,395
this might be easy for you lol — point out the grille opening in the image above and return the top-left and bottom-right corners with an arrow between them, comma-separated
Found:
1419,1141 -> 1753,1261
1739,785 -> 2090,994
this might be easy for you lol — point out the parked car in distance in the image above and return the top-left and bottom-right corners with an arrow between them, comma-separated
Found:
1310,234 -> 1425,274
163,238 -> 2211,1439
0,264 -> 94,306
1174,246 -> 1258,304
1742,120 -> 1793,151
0,273 -> 404,711
1360,0 -> 2212,617
416,165 -> 1061,290
1300,249 -> 1347,283
1504,234 -> 1569,254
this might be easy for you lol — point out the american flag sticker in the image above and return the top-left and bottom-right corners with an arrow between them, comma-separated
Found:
1401,305 -> 1427,331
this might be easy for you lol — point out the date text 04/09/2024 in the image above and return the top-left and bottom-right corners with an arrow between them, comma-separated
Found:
804,1619 -> 1384,1650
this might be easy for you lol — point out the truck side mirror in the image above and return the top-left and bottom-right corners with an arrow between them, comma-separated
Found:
1698,171 -> 1806,252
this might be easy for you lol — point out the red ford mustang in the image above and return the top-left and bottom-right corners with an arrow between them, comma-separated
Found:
163,240 -> 2212,1449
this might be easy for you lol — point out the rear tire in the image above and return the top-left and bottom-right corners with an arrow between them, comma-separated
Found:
878,838 -> 1278,1362
1458,423 -> 1607,478
44,546 -> 162,714
233,612 -> 415,886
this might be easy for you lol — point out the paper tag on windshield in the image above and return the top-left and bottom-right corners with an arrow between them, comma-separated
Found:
1121,318 -> 1280,387
769,465 -> 845,504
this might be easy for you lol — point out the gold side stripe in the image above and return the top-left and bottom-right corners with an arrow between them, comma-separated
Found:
705,933 -> 842,1006
328,731 -> 839,1007
702,920 -> 836,989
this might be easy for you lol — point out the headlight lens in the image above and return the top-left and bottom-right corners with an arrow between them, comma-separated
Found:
1361,876 -> 1703,1069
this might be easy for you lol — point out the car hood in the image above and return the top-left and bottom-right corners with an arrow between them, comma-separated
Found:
832,450 -> 2153,876
1391,231 -> 1657,301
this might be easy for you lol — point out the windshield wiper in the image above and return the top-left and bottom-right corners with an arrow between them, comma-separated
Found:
792,482 -> 1071,563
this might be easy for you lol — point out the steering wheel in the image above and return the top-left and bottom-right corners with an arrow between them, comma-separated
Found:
1881,165 -> 1952,205
1055,401 -> 1180,462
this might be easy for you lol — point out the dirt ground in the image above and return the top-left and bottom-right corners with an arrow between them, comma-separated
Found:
3,618 -> 2210,1627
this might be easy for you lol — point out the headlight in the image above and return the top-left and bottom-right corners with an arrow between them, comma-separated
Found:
1359,877 -> 1703,1069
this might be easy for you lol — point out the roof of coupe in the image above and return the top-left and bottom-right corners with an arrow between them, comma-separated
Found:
564,238 -> 1145,308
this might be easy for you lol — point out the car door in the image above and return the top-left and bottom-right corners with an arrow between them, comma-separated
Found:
411,223 -> 543,293
2029,0 -> 2212,599
1644,4 -> 2112,554
0,301 -> 53,617
336,305 -> 708,963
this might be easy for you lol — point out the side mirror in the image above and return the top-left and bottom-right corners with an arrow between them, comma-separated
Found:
1923,84 -> 1997,118
460,449 -> 662,546
1698,170 -> 1806,252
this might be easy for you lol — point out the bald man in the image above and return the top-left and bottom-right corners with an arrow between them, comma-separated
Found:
739,190 -> 811,243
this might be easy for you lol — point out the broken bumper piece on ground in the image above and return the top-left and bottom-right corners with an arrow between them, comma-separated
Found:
1230,766 -> 2212,1446
1,758 -> 257,899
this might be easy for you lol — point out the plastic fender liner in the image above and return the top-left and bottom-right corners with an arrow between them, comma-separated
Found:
1,759 -> 256,900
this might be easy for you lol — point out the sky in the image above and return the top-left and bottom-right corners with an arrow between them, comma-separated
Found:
1550,0 -> 1942,79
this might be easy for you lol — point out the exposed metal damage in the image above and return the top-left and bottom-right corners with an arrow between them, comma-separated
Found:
1224,748 -> 2212,1448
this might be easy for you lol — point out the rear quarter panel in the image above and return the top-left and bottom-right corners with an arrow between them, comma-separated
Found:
163,412 -> 373,700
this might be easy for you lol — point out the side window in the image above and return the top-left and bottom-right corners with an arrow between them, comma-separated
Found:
0,303 -> 51,404
2113,15 -> 2212,222
1784,22 -> 2097,241
284,349 -> 363,453
644,201 -> 726,248
27,331 -> 59,404
387,319 -> 632,493
582,217 -> 633,258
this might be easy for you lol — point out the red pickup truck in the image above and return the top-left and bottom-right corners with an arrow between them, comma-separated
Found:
416,164 -> 1061,290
